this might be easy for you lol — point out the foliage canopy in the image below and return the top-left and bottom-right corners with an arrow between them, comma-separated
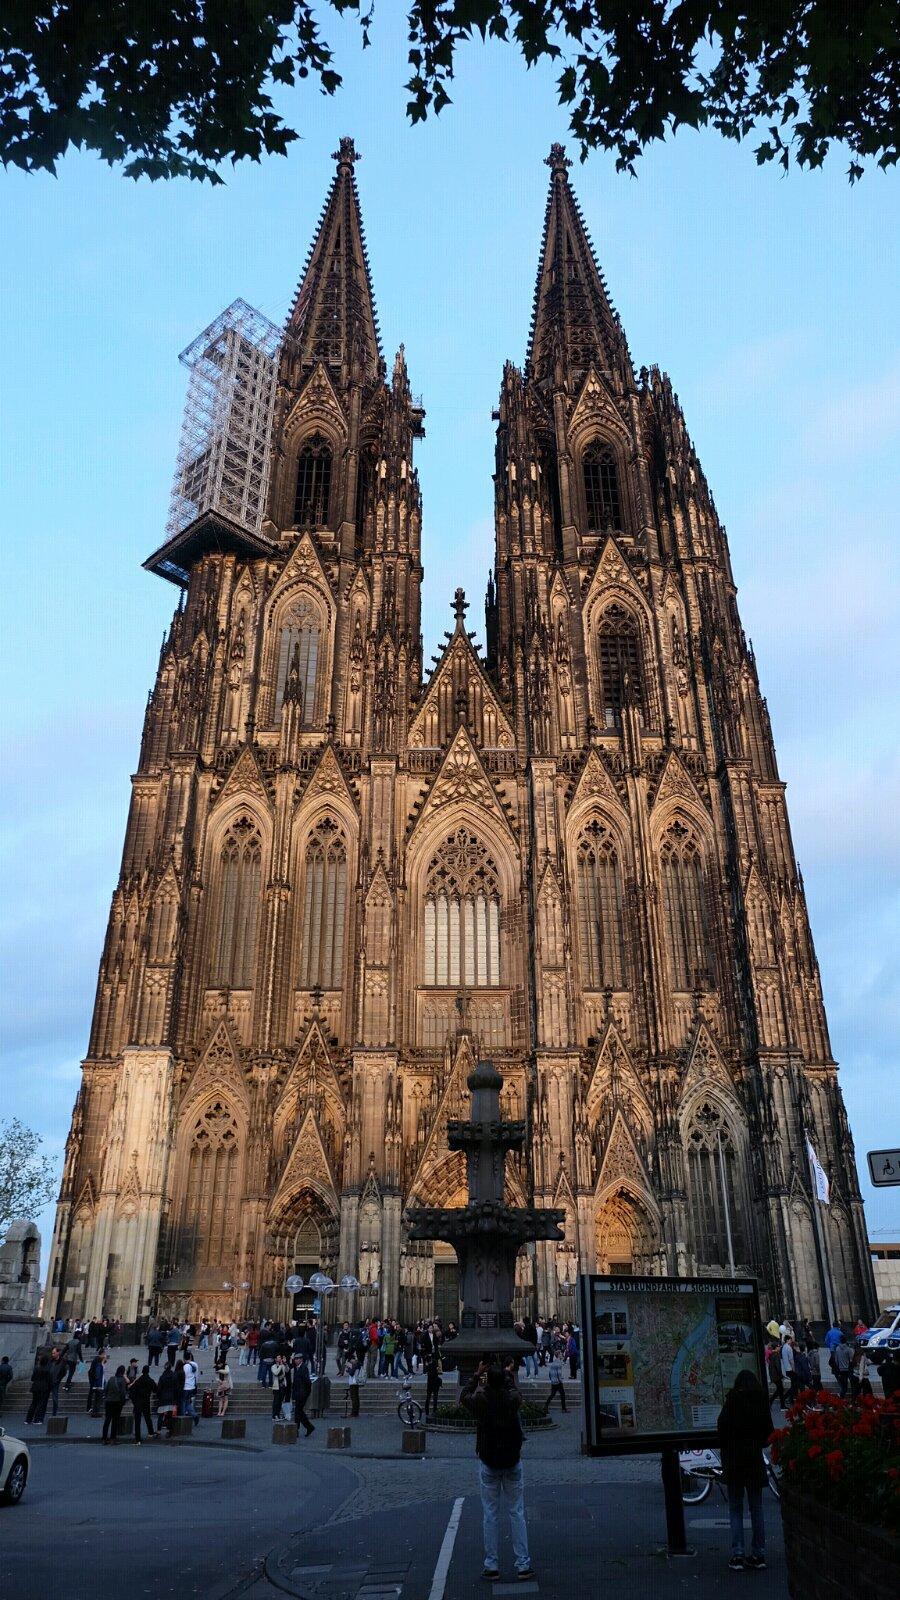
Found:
0,1117 -> 57,1243
1,4 -> 898,183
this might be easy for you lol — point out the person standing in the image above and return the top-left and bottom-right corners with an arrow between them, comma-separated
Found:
823,1321 -> 843,1354
781,1336 -> 799,1402
146,1324 -> 165,1368
424,1348 -> 442,1421
87,1350 -> 107,1413
831,1336 -> 853,1399
64,1329 -> 81,1391
543,1349 -> 567,1415
181,1350 -> 199,1421
346,1353 -> 362,1418
155,1362 -> 178,1434
48,1347 -> 68,1416
766,1342 -> 785,1408
0,1355 -> 13,1415
717,1369 -> 772,1571
461,1360 -> 534,1583
258,1328 -> 277,1388
292,1356 -> 315,1437
129,1365 -> 157,1443
271,1355 -> 290,1420
102,1365 -> 128,1444
27,1355 -> 53,1425
215,1358 -> 233,1417
565,1327 -> 580,1380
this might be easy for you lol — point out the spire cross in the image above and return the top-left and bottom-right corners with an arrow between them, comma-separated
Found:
453,587 -> 469,624
333,136 -> 361,169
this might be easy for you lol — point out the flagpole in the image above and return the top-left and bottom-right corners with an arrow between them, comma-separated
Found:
806,1138 -> 837,1327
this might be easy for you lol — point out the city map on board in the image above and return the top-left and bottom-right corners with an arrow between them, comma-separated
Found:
589,1279 -> 759,1438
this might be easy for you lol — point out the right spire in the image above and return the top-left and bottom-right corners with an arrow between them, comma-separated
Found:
526,143 -> 631,391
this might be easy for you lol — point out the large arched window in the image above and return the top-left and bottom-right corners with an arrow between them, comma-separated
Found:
423,827 -> 501,988
597,604 -> 644,729
575,820 -> 626,988
685,1103 -> 747,1267
212,818 -> 262,987
299,818 -> 348,989
274,599 -> 322,721
179,1102 -> 240,1268
293,434 -> 333,528
583,440 -> 623,532
660,821 -> 713,991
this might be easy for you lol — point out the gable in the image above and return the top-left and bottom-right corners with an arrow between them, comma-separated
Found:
649,750 -> 705,813
296,744 -> 358,813
269,1108 -> 339,1217
266,533 -> 335,612
679,1022 -> 736,1107
568,749 -> 627,816
210,744 -> 273,816
408,629 -> 514,751
408,726 -> 517,843
583,536 -> 648,615
596,1109 -> 652,1197
180,1022 -> 249,1117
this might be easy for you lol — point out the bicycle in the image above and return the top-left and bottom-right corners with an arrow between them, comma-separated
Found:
679,1446 -> 781,1504
396,1379 -> 424,1427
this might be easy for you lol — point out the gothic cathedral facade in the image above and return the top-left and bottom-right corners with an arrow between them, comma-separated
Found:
47,140 -> 875,1329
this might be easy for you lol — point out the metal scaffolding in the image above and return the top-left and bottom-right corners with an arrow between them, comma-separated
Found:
166,298 -> 282,540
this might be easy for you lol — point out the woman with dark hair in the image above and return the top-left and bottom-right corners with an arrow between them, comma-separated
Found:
717,1369 -> 773,1572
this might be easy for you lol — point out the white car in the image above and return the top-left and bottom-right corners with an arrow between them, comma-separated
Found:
0,1426 -> 29,1505
858,1305 -> 900,1351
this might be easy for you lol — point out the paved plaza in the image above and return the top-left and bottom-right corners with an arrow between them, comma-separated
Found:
0,1355 -> 790,1600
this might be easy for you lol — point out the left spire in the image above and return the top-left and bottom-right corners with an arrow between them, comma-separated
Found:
284,136 -> 382,383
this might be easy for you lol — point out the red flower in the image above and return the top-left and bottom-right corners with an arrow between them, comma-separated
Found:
808,1445 -> 822,1458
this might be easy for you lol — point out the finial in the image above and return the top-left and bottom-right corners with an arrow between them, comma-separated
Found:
546,142 -> 571,174
453,587 -> 469,624
333,136 -> 360,169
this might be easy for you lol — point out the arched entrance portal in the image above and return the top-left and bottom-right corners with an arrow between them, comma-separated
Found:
432,1240 -> 460,1328
595,1187 -> 657,1275
265,1187 -> 339,1319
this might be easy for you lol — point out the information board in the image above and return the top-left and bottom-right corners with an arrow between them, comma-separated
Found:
580,1273 -> 765,1454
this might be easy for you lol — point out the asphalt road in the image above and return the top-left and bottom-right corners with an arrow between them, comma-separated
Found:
0,1415 -> 787,1600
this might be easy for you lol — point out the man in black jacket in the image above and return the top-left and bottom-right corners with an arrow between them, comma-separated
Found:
461,1361 -> 534,1583
292,1356 -> 315,1437
48,1348 -> 68,1416
129,1365 -> 157,1443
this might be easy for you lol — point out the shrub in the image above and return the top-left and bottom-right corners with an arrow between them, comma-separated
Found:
770,1389 -> 900,1534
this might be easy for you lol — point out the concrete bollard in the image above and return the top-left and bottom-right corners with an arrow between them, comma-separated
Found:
272,1422 -> 298,1445
402,1429 -> 426,1454
221,1418 -> 246,1439
327,1426 -> 351,1449
46,1416 -> 68,1436
168,1415 -> 194,1439
117,1413 -> 134,1437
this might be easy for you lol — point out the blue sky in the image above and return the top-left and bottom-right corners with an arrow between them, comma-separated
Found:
2,12 -> 899,1262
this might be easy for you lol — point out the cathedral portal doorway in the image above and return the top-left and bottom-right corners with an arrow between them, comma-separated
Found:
432,1242 -> 460,1326
595,1189 -> 656,1276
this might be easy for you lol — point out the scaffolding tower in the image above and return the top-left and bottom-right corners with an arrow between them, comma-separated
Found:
166,299 -> 282,541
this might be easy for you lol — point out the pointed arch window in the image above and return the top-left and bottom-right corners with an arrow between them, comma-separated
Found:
575,820 -> 626,988
583,440 -> 623,532
299,818 -> 348,989
685,1103 -> 747,1267
179,1102 -> 241,1269
423,827 -> 501,988
212,818 -> 262,987
597,604 -> 644,729
293,434 -> 333,528
274,601 -> 322,721
660,821 -> 714,991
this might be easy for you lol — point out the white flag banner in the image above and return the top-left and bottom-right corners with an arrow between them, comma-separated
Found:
807,1140 -> 830,1205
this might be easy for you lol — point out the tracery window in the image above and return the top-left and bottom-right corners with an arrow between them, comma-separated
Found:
685,1103 -> 747,1267
293,434 -> 333,528
274,601 -> 322,721
660,821 -> 713,991
583,441 -> 623,532
575,821 -> 626,988
423,827 -> 501,988
180,1102 -> 240,1268
597,604 -> 644,729
298,818 -> 347,989
212,818 -> 262,987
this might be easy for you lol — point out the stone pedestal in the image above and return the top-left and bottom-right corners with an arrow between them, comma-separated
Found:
46,1416 -> 68,1436
327,1425 -> 351,1449
222,1418 -> 246,1439
273,1421 -> 298,1445
402,1429 -> 426,1453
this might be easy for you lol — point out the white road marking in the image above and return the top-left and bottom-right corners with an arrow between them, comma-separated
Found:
428,1495 -> 465,1600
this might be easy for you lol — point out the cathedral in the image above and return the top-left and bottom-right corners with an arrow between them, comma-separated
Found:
46,139 -> 875,1331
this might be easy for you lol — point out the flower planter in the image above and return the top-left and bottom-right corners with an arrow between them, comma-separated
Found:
780,1487 -> 900,1600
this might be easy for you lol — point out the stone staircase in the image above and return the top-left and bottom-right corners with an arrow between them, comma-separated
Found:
3,1372 -> 583,1419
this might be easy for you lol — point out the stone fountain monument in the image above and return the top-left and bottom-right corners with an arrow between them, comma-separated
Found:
406,1059 -> 565,1372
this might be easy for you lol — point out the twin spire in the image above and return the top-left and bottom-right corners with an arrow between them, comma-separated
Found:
287,138 -> 628,393
285,135 -> 382,382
